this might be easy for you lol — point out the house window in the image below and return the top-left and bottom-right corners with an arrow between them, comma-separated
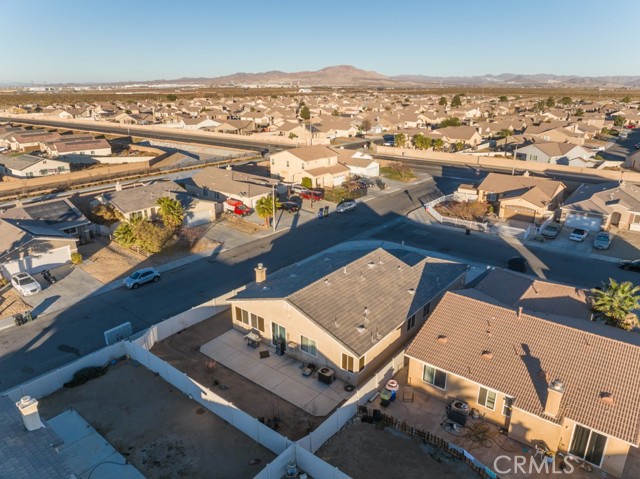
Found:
502,397 -> 513,417
250,313 -> 265,332
341,353 -> 355,373
422,303 -> 431,318
422,365 -> 446,389
407,314 -> 416,331
286,160 -> 289,167
632,214 -> 640,224
487,193 -> 497,201
358,356 -> 365,372
235,307 -> 249,325
203,188 -> 209,197
300,335 -> 317,357
301,163 -> 304,170
570,424 -> 607,467
478,387 -> 497,410
530,155 -> 538,162
271,159 -> 274,166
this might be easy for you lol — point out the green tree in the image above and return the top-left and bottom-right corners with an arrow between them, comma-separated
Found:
535,100 -> 546,112
451,95 -> 462,107
332,109 -> 340,116
560,96 -> 572,105
433,138 -> 444,151
574,108 -> 584,117
499,128 -> 513,150
299,105 -> 310,120
358,118 -> 371,134
157,197 -> 184,231
166,94 -> 177,102
92,204 -> 123,224
499,95 -> 508,102
301,177 -> 312,189
439,117 -> 461,127
614,115 -> 626,127
438,96 -> 448,106
394,133 -> 406,148
133,220 -> 173,254
412,134 -> 432,150
454,141 -> 465,152
288,132 -> 298,139
621,96 -> 631,103
255,194 -> 279,227
113,221 -> 136,247
546,97 -> 555,107
590,279 -> 640,331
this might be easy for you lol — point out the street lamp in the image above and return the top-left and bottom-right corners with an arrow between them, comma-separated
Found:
272,183 -> 276,232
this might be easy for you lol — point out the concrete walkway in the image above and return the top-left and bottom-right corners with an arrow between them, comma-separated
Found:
201,329 -> 352,416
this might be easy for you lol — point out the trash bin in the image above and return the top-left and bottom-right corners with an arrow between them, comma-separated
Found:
386,380 -> 399,401
324,205 -> 329,217
317,208 -> 324,218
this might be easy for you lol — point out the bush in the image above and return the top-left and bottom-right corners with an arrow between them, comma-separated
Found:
64,366 -> 106,388
301,177 -> 312,189
70,252 -> 83,265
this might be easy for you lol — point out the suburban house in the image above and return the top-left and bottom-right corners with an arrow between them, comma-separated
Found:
43,136 -> 112,158
269,145 -> 350,187
405,269 -> 640,478
0,218 -> 78,278
336,149 -> 380,178
97,180 -> 216,227
183,166 -> 274,208
228,245 -> 468,386
559,181 -> 640,232
437,126 -> 483,147
477,173 -> 566,223
8,130 -> 62,151
0,154 -> 70,178
516,142 -> 594,166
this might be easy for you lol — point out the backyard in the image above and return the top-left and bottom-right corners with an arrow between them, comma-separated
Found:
434,200 -> 491,222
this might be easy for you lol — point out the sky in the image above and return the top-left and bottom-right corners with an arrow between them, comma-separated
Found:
1,0 -> 639,84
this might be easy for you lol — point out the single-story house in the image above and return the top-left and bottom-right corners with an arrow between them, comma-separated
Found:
269,145 -> 350,187
516,142 -> 594,165
44,137 -> 112,157
436,126 -> 483,147
8,130 -> 62,151
0,154 -> 70,178
229,244 -> 468,386
405,269 -> 640,478
477,173 -> 566,223
335,149 -> 380,178
560,181 -> 640,232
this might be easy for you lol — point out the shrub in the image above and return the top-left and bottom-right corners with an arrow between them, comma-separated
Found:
70,252 -> 83,265
301,177 -> 312,189
64,366 -> 106,388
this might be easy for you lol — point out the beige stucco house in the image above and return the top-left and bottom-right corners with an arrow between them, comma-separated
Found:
229,244 -> 467,386
269,145 -> 350,187
405,269 -> 640,477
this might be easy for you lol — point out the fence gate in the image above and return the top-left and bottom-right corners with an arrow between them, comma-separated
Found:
104,322 -> 133,345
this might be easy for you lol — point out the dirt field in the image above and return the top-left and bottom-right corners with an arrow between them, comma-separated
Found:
317,419 -> 480,479
39,360 -> 276,479
0,286 -> 31,318
151,309 -> 325,440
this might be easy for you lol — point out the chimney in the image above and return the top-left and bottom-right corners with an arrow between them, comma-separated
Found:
517,306 -> 523,318
115,181 -> 122,191
544,379 -> 565,417
254,263 -> 267,283
16,396 -> 44,431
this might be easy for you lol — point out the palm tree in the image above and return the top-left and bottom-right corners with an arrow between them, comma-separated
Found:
157,197 -> 184,231
255,194 -> 279,227
590,279 -> 640,330
499,129 -> 513,152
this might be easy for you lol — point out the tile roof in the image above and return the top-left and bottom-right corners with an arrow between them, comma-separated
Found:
406,291 -> 640,444
0,154 -> 49,171
189,166 -> 274,199
285,145 -> 338,162
478,172 -> 565,207
231,246 -> 467,356
104,180 -> 191,214
562,181 -> 640,214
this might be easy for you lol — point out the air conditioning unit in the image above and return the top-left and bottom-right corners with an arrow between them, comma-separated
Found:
318,367 -> 335,385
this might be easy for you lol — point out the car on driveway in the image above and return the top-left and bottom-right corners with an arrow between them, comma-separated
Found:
593,232 -> 612,250
507,256 -> 528,273
619,259 -> 640,272
300,190 -> 324,201
277,201 -> 300,213
569,228 -> 589,242
11,272 -> 41,296
541,224 -> 561,239
336,199 -> 357,213
123,267 -> 160,289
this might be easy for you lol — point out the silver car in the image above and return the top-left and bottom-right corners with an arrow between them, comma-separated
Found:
123,267 -> 160,289
11,272 -> 42,296
336,200 -> 357,213
593,232 -> 612,250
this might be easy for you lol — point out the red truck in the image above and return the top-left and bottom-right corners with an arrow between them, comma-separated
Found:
224,199 -> 252,217
299,189 -> 324,201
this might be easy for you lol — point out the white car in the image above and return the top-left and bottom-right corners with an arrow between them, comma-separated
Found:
123,267 -> 160,289
11,272 -> 42,296
569,228 -> 589,242
336,199 -> 357,213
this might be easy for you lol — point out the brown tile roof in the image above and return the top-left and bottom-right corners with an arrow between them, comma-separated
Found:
285,145 -> 338,162
406,291 -> 640,444
478,173 -> 565,208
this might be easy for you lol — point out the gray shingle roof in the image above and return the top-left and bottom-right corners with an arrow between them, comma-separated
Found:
562,181 -> 640,214
232,247 -> 467,356
104,180 -> 190,214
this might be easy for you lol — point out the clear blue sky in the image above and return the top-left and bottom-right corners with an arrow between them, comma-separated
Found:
2,0 -> 639,84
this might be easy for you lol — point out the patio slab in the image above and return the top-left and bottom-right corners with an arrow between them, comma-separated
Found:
201,329 -> 352,416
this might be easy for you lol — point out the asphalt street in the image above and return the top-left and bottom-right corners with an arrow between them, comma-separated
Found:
1,176 -> 638,391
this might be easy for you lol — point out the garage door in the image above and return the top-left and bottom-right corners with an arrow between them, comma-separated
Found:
3,246 -> 71,276
184,210 -> 213,227
565,213 -> 602,232
503,206 -> 536,223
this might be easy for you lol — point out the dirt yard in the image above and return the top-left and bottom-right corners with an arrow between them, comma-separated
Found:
0,286 -> 31,318
78,228 -> 219,284
317,419 -> 480,479
151,309 -> 325,440
39,360 -> 276,479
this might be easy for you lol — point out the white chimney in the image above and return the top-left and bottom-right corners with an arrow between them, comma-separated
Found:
16,396 -> 44,431
544,379 -> 565,418
255,263 -> 267,283
115,181 -> 122,191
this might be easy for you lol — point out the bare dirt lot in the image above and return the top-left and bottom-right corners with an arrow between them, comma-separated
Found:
39,360 -> 276,479
317,419 -> 479,479
0,286 -> 31,318
151,309 -> 325,440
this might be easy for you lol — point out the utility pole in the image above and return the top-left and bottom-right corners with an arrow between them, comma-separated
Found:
272,183 -> 276,232
512,145 -> 519,176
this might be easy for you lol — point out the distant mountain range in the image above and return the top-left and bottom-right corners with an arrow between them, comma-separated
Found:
10,65 -> 640,89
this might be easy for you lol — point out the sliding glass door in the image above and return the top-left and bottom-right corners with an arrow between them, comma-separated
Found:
569,424 -> 607,466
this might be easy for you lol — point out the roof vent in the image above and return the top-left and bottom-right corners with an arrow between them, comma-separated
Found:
407,288 -> 415,295
397,265 -> 402,271
343,266 -> 348,275
549,379 -> 565,393
324,279 -> 331,286
261,286 -> 270,291
437,335 -> 448,344
356,325 -> 366,334
289,273 -> 298,278
367,262 -> 376,269
481,350 -> 494,360
599,392 -> 614,405
359,272 -> 365,280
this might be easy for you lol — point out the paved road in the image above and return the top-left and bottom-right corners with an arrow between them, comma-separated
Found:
600,128 -> 640,161
1,178 -> 638,391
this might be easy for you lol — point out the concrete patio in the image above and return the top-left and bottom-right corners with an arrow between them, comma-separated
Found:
200,329 -> 352,416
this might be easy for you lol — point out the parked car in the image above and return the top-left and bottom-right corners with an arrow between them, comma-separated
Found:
277,201 -> 300,213
540,224 -> 561,239
291,184 -> 307,194
11,272 -> 41,296
300,190 -> 324,201
619,259 -> 640,272
569,228 -> 589,242
123,267 -> 160,289
507,256 -> 527,273
635,143 -> 640,150
336,199 -> 357,213
593,232 -> 612,250
224,199 -> 252,217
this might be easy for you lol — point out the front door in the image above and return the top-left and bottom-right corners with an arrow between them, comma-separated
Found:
271,322 -> 286,346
